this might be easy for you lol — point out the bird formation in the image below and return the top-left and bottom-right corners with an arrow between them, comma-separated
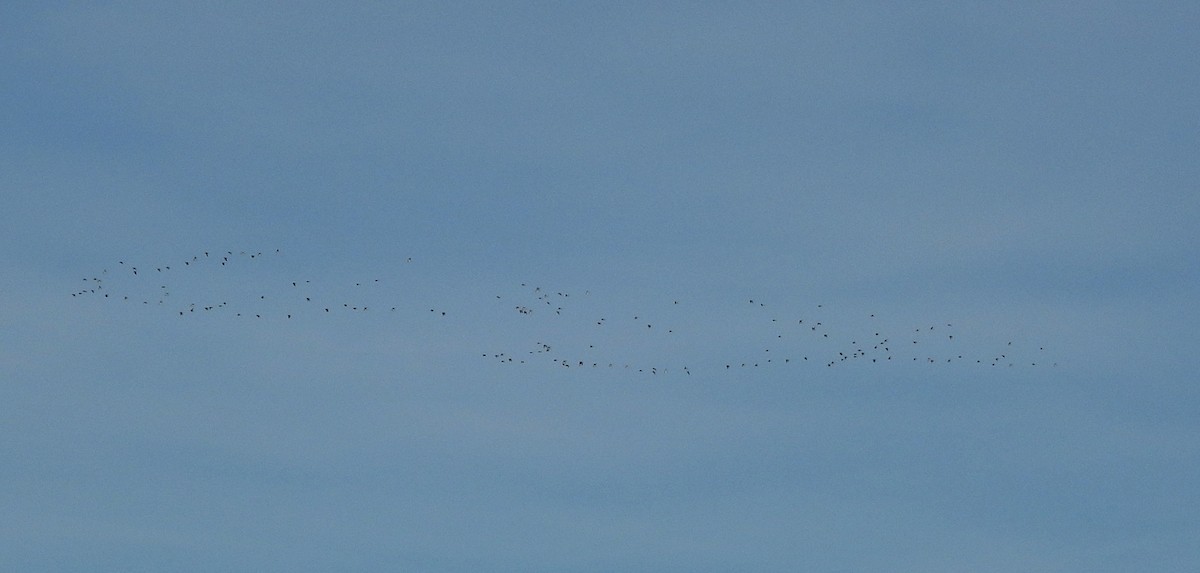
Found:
72,248 -> 1056,376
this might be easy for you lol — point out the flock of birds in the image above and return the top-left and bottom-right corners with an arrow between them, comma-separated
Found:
72,248 -> 1055,376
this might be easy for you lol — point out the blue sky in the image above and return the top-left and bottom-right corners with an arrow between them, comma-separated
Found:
2,3 -> 1198,571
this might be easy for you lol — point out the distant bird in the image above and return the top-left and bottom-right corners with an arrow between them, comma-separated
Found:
76,249 -> 1050,377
